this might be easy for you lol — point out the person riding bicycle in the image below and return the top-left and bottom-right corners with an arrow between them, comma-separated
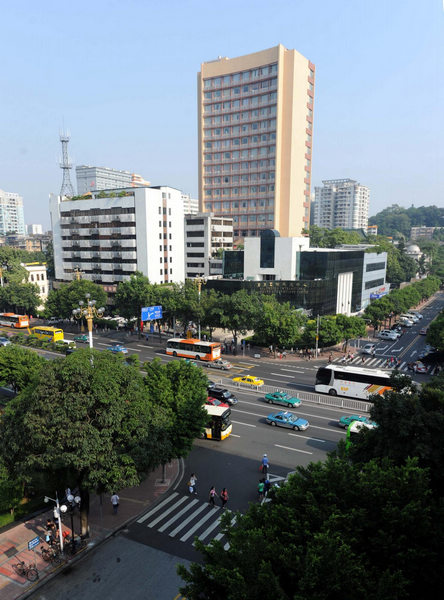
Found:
261,454 -> 269,474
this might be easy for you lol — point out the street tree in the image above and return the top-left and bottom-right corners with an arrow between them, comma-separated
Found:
44,279 -> 107,320
254,297 -> 306,349
0,349 -> 182,535
0,345 -> 46,393
220,289 -> 261,346
336,314 -> 366,351
302,315 -> 342,348
0,282 -> 41,315
200,289 -> 224,339
113,272 -> 155,325
178,456 -> 441,600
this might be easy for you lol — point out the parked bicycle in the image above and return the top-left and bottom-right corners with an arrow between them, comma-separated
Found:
12,560 -> 39,582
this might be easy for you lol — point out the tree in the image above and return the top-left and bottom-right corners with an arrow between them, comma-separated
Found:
0,282 -> 41,314
200,289 -> 224,339
336,314 -> 366,351
178,456 -> 442,600
426,310 -> 444,351
368,204 -> 444,238
220,290 -> 261,346
302,315 -> 342,348
307,225 -> 362,248
113,272 -> 155,325
254,297 -> 306,349
44,279 -> 107,320
0,345 -> 46,393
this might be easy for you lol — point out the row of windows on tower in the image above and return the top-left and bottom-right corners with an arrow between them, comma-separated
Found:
203,64 -> 278,88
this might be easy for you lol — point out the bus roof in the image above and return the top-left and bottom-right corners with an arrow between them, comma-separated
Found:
204,405 -> 231,416
322,364 -> 391,378
31,326 -> 63,332
167,338 -> 219,345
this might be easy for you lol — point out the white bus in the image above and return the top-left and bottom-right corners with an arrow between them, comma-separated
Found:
315,364 -> 392,400
166,338 -> 221,362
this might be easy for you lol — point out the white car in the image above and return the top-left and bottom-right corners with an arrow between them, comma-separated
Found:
408,311 -> 423,320
0,336 -> 11,347
406,313 -> 420,322
362,343 -> 376,355
378,330 -> 399,341
205,358 -> 232,370
399,318 -> 414,327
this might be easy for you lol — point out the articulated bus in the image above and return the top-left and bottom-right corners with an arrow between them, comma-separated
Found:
166,338 -> 221,362
0,313 -> 29,328
315,364 -> 392,401
203,405 -> 232,441
30,326 -> 64,343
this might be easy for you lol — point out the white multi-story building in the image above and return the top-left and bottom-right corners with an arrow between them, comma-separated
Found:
182,193 -> 199,215
311,179 -> 369,230
75,166 -> 150,195
27,224 -> 43,235
22,263 -> 49,311
185,213 -> 233,278
0,189 -> 25,235
50,186 -> 185,288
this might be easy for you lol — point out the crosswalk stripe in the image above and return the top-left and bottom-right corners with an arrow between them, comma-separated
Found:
137,492 -> 179,523
169,503 -> 214,538
196,515 -> 222,542
158,498 -> 199,532
148,496 -> 189,528
180,508 -> 221,542
400,362 -> 406,369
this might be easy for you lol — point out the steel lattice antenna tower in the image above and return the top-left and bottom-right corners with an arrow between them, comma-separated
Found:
59,132 -> 75,197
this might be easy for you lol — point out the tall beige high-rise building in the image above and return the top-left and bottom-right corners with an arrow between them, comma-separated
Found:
198,44 -> 315,240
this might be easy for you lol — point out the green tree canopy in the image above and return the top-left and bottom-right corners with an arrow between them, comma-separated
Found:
220,289 -> 261,344
44,279 -> 108,319
368,204 -> 444,238
113,272 -> 155,324
253,296 -> 306,348
0,345 -> 46,393
307,225 -> 363,248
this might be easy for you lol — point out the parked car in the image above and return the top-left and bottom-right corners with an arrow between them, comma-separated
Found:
0,336 -> 11,347
419,327 -> 428,336
406,313 -> 420,323
407,361 -> 427,373
264,391 -> 301,408
205,358 -> 232,370
408,311 -> 423,320
208,387 -> 238,405
74,334 -> 89,343
107,344 -> 128,354
338,415 -> 376,428
399,317 -> 414,327
391,324 -> 403,334
362,343 -> 376,355
378,330 -> 399,341
206,396 -> 229,408
266,411 -> 309,431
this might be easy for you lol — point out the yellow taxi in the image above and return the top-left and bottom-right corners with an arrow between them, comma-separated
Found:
232,375 -> 264,387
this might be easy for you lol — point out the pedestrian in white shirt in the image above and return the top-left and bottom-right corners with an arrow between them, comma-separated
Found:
111,493 -> 120,514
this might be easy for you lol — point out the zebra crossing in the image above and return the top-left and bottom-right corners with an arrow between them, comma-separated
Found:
332,355 -> 429,373
136,492 -> 235,550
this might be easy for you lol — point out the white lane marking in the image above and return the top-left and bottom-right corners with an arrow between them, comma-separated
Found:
274,443 -> 313,455
137,344 -> 153,349
148,496 -> 189,528
197,515 -> 222,542
180,507 -> 220,542
214,517 -> 235,545
230,434 -> 241,438
236,362 -> 255,366
137,492 -> 179,523
169,504 -> 214,538
280,368 -> 305,373
411,350 -> 417,356
231,420 -> 256,428
289,433 -> 326,442
97,342 -> 108,346
127,348 -> 142,352
158,498 -> 199,532
270,373 -> 294,378
265,377 -> 296,385
400,362 -> 406,369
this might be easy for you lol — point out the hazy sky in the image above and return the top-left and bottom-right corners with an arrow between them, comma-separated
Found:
1,0 -> 442,229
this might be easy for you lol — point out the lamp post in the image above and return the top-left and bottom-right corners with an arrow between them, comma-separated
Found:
61,492 -> 81,553
44,493 -> 65,553
72,293 -> 105,349
195,277 -> 206,340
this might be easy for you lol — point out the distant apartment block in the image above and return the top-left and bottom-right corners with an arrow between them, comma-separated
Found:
182,193 -> 199,215
27,224 -> 43,235
198,44 -> 315,240
76,166 -> 150,195
22,262 -> 48,310
185,213 -> 233,278
50,186 -> 185,289
410,226 -> 441,240
311,179 -> 369,230
0,189 -> 25,235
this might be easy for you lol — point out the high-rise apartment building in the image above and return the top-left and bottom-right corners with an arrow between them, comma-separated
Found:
0,189 -> 25,235
27,224 -> 43,235
198,44 -> 315,240
185,212 -> 233,279
50,186 -> 184,288
76,166 -> 150,195
182,193 -> 199,215
311,179 -> 369,230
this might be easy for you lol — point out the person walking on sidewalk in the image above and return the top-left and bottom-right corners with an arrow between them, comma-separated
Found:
111,492 -> 120,514
208,486 -> 218,507
220,488 -> 229,509
189,473 -> 198,495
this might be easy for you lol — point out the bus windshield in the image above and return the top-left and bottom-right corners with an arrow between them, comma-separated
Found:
315,365 -> 391,400
203,405 -> 232,441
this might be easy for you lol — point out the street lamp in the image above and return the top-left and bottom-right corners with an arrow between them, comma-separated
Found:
60,492 -> 81,553
44,493 -> 65,553
72,293 -> 105,349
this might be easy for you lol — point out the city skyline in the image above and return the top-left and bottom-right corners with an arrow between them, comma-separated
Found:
1,0 -> 442,229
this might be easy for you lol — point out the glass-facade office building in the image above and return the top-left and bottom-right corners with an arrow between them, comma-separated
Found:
198,45 -> 315,240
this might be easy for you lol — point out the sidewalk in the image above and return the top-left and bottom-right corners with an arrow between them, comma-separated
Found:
0,460 -> 180,600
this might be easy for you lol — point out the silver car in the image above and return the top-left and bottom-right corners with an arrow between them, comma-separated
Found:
205,358 -> 232,370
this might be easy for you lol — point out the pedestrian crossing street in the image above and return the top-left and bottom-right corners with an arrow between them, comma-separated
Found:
332,355 -> 430,373
136,492 -> 236,550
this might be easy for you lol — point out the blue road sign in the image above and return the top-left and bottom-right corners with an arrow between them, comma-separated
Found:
141,305 -> 163,321
28,536 -> 40,550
